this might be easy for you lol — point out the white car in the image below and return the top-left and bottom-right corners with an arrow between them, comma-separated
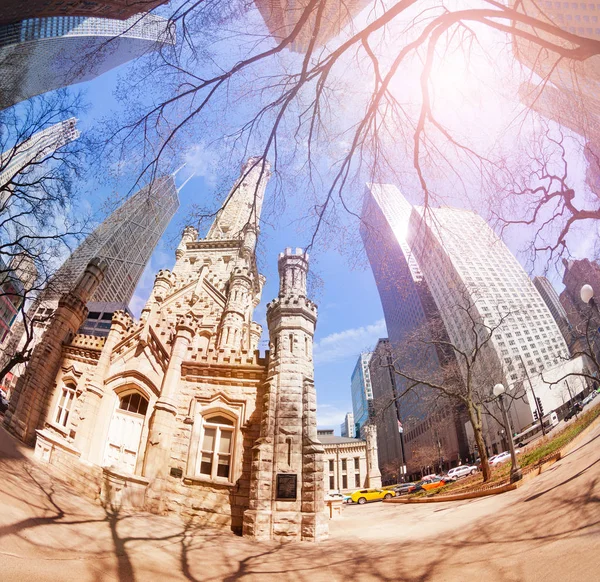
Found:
490,451 -> 511,466
446,465 -> 478,480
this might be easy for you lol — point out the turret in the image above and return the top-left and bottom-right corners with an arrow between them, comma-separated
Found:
175,225 -> 198,262
217,266 -> 254,351
267,248 -> 317,361
244,246 -> 327,542
278,247 -> 308,298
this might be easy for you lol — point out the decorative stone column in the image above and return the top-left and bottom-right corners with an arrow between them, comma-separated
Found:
3,259 -> 107,445
218,266 -> 253,351
243,248 -> 328,542
143,312 -> 196,479
77,310 -> 132,461
364,424 -> 382,488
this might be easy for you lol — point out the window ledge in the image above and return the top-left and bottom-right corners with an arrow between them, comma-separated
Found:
47,421 -> 70,438
182,474 -> 235,488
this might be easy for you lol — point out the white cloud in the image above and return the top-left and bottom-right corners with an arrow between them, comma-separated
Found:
316,403 -> 349,429
313,318 -> 387,364
183,143 -> 219,186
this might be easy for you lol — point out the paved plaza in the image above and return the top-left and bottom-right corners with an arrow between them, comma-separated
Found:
0,418 -> 598,581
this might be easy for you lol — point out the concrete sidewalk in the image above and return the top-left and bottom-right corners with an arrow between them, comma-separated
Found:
0,417 -> 599,581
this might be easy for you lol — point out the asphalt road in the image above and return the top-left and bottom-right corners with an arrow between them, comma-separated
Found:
0,417 -> 598,582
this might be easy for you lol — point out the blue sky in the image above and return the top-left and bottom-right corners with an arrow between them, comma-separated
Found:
54,5 -> 595,433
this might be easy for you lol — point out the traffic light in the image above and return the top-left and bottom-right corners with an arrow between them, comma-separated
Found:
536,397 -> 544,417
533,409 -> 538,421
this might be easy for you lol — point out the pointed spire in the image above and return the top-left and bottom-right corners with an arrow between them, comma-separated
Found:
206,157 -> 271,241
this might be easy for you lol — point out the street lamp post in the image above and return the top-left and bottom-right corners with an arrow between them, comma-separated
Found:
580,284 -> 599,314
493,383 -> 523,483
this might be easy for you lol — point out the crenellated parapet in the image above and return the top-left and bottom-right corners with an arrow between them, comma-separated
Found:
278,247 -> 309,298
152,269 -> 177,303
249,322 -> 262,351
266,295 -> 318,317
176,226 -> 199,260
175,311 -> 198,339
112,309 -> 134,331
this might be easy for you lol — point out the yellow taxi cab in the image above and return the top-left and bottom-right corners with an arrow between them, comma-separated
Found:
350,488 -> 396,504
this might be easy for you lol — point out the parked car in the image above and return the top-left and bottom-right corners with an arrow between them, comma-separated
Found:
350,488 -> 396,505
581,393 -> 596,407
394,482 -> 417,495
413,476 -> 447,492
564,402 -> 583,421
0,394 -> 8,413
490,452 -> 511,466
446,465 -> 478,480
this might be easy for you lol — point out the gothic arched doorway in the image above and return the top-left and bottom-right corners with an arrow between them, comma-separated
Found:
103,391 -> 149,474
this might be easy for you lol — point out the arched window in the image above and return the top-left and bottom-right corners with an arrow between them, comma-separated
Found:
55,383 -> 76,427
198,414 -> 235,480
119,392 -> 148,416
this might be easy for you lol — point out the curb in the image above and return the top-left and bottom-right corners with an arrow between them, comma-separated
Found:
385,412 -> 600,505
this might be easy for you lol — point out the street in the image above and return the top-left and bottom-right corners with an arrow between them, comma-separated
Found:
0,417 -> 598,581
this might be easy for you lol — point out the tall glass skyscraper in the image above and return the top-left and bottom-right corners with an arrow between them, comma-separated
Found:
406,200 -> 586,425
52,175 -> 179,303
0,175 -> 179,363
0,1 -> 168,26
361,183 -> 469,467
350,352 -> 373,435
0,117 -> 79,197
0,13 -> 175,110
255,0 -> 371,53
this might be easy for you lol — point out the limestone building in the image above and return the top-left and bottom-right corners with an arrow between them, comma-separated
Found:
4,158 -> 328,542
318,428 -> 381,493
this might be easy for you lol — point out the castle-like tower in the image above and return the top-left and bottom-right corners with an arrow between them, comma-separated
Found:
6,158 -> 328,541
243,248 -> 327,541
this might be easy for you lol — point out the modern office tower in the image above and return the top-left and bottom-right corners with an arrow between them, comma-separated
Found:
53,175 -> 179,303
78,301 -> 133,337
0,118 -> 79,198
513,0 -> 600,90
350,352 -> 373,435
533,276 -> 572,344
360,183 -> 468,468
340,412 -> 355,438
369,338 -> 405,475
0,1 -> 168,26
407,200 -> 587,424
0,14 -> 175,110
255,0 -> 371,53
0,254 -> 37,342
560,258 -> 600,357
0,175 -> 179,366
513,1 -> 600,198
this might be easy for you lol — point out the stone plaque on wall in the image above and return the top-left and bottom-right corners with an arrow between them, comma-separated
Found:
276,473 -> 297,500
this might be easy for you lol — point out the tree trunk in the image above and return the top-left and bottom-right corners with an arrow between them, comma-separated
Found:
467,402 -> 491,482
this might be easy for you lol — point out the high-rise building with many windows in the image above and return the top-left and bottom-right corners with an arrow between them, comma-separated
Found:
361,183 -> 468,469
255,0 -> 371,53
0,175 -> 179,366
407,201 -> 587,426
0,13 -> 175,110
53,175 -> 179,303
340,412 -> 355,438
0,117 -> 79,199
0,1 -> 168,26
350,352 -> 373,435
533,275 -> 573,345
